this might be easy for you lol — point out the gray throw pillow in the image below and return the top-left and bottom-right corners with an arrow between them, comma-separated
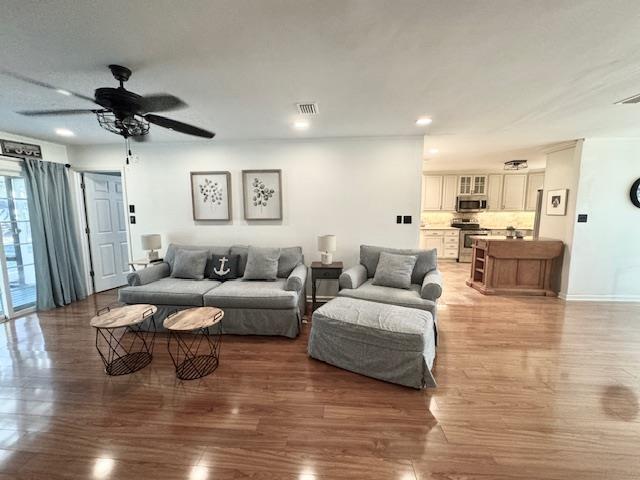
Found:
170,249 -> 209,280
372,252 -> 417,289
243,246 -> 281,281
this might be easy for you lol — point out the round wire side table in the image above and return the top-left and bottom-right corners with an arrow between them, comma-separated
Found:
90,304 -> 157,376
164,307 -> 224,380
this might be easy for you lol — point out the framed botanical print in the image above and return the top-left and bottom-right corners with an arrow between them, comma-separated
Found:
546,188 -> 568,216
190,171 -> 232,221
242,169 -> 282,220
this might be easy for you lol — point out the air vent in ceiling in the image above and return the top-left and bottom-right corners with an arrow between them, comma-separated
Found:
615,93 -> 640,104
296,103 -> 319,115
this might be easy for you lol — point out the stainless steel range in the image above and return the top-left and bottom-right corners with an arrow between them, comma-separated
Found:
451,218 -> 490,263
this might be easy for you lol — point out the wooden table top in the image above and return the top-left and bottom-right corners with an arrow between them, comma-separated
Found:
163,307 -> 224,331
311,261 -> 343,269
90,304 -> 157,329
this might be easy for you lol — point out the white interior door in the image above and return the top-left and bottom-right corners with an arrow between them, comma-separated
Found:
84,173 -> 129,292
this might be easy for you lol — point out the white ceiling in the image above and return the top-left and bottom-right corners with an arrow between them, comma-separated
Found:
2,0 -> 640,168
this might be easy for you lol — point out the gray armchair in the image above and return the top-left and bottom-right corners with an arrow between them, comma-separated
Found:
337,245 -> 442,341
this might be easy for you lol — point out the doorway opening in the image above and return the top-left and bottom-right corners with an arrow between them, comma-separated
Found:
81,172 -> 129,293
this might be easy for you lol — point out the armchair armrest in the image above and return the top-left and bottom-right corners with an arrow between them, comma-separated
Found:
286,263 -> 308,292
421,269 -> 443,301
126,262 -> 170,286
339,264 -> 367,290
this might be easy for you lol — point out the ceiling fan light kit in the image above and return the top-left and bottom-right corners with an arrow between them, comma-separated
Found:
504,159 -> 528,171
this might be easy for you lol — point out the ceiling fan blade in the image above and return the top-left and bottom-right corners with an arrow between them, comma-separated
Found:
139,94 -> 187,114
16,109 -> 97,116
145,114 -> 215,139
0,70 -> 96,104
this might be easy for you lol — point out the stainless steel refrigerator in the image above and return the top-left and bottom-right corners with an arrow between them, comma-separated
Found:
533,189 -> 544,239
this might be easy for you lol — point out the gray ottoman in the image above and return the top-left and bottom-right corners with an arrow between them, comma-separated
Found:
308,297 -> 436,389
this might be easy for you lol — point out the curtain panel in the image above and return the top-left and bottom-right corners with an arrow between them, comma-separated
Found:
22,159 -> 87,309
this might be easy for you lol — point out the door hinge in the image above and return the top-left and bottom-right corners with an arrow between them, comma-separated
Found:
80,182 -> 86,190
85,227 -> 90,235
89,270 -> 95,277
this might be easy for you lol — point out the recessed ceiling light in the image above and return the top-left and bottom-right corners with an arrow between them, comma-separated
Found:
292,120 -> 309,130
56,89 -> 72,96
428,148 -> 439,154
55,128 -> 75,137
416,117 -> 433,126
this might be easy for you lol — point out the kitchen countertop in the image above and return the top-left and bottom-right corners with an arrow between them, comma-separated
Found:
420,226 -> 460,230
468,235 -> 559,241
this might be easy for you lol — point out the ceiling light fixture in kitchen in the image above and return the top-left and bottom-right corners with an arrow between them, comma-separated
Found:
504,159 -> 528,170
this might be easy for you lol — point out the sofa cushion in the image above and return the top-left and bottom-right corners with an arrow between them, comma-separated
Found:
372,252 -> 417,290
170,249 -> 209,280
203,278 -> 299,309
118,277 -> 221,306
337,279 -> 436,314
165,244 -> 230,274
208,254 -> 240,281
243,246 -> 281,280
360,245 -> 437,284
230,245 -> 249,275
277,246 -> 304,278
231,245 -> 302,278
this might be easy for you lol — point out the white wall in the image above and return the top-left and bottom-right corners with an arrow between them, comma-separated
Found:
565,139 -> 640,301
68,137 -> 423,273
538,141 -> 583,296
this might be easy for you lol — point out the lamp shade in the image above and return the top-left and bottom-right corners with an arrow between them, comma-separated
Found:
317,235 -> 336,253
141,234 -> 161,251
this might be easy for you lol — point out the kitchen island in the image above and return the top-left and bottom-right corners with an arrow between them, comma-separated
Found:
466,236 -> 563,296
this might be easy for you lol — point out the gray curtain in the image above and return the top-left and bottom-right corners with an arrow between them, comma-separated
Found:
22,159 -> 87,309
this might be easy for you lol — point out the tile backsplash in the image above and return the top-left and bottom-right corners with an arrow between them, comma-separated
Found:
422,211 -> 535,229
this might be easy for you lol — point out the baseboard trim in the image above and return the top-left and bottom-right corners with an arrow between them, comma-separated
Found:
562,293 -> 640,303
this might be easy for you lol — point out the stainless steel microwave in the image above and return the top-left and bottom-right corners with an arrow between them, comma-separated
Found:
456,195 -> 488,213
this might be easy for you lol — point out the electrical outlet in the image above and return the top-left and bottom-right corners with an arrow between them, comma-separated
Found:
130,216 -> 136,224
577,214 -> 588,223
129,205 -> 135,214
403,215 -> 412,224
396,215 -> 402,224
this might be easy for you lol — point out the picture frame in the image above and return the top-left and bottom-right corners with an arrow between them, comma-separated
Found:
190,171 -> 232,221
546,188 -> 568,216
242,169 -> 283,220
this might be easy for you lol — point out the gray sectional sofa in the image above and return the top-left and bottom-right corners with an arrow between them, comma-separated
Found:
337,244 -> 443,341
118,244 -> 307,338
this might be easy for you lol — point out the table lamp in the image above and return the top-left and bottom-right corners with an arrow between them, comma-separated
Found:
317,235 -> 336,265
141,234 -> 161,261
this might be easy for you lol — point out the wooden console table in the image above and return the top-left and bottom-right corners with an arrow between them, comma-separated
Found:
466,236 -> 563,296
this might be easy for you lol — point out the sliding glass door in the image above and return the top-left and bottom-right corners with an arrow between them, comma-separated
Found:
0,175 -> 36,317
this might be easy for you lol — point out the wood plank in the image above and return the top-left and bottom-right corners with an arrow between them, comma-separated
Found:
0,262 -> 639,479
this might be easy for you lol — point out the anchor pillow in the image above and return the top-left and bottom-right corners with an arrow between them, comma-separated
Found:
208,254 -> 240,281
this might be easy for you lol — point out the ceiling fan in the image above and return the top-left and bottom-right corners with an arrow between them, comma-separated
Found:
4,64 -> 215,140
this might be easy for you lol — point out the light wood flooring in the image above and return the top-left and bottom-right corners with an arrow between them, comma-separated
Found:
1,261 -> 639,479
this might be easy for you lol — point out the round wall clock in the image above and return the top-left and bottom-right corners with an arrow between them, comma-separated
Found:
631,178 -> 640,208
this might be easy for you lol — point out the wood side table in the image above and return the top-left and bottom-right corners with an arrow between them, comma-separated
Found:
129,258 -> 164,271
164,307 -> 224,380
311,261 -> 343,311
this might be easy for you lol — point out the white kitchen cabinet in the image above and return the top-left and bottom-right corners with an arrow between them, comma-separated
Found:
421,229 -> 459,259
422,234 -> 444,255
441,175 -> 458,211
458,175 -> 487,195
472,175 -> 487,194
486,174 -> 503,211
525,172 -> 545,210
422,175 -> 443,210
458,175 -> 472,195
501,174 -> 527,210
